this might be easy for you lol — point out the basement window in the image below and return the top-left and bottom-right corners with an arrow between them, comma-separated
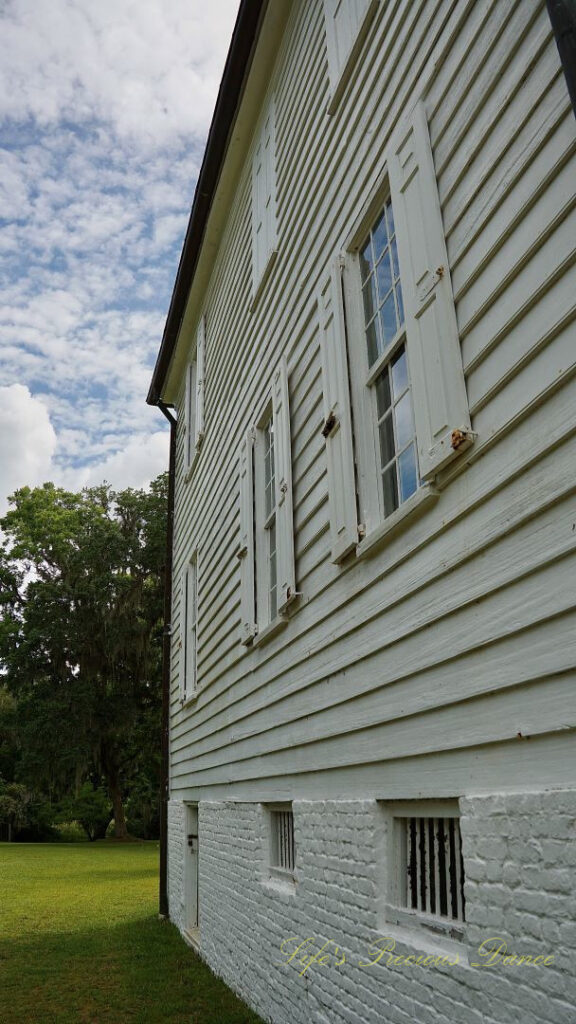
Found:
386,801 -> 465,939
269,805 -> 296,880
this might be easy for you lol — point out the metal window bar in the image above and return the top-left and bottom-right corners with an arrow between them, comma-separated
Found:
405,817 -> 465,922
274,810 -> 294,872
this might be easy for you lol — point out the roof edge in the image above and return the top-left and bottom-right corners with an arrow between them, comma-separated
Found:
147,0 -> 268,406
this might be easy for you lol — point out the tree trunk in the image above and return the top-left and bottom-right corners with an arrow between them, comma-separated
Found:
108,774 -> 129,839
101,744 -> 129,839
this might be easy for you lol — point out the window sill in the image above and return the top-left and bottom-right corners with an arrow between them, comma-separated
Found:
371,921 -> 468,967
252,615 -> 288,648
180,689 -> 200,709
250,249 -> 278,312
263,874 -> 296,896
356,484 -> 439,560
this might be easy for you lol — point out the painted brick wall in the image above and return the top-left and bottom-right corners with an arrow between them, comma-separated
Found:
167,798 -> 186,931
167,792 -> 576,1024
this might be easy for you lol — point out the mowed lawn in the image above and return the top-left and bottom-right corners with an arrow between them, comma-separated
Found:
0,842 -> 264,1024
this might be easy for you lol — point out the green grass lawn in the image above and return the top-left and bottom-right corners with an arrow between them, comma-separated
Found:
0,842 -> 264,1024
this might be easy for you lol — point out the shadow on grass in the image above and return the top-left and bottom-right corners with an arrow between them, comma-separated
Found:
0,915 -> 265,1024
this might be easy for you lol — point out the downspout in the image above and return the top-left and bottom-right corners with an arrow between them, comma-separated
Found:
157,399 -> 176,919
547,0 -> 576,117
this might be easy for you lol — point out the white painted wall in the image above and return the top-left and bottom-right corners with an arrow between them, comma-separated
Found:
167,792 -> 576,1024
162,0 -> 576,1018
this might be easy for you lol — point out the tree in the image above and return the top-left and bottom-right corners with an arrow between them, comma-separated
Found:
57,783 -> 112,842
0,474 -> 167,838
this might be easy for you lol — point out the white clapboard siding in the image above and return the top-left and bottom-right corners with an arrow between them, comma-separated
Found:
166,0 -> 576,800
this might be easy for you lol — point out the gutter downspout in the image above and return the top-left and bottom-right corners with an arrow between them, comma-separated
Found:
547,0 -> 576,117
157,400 -> 176,919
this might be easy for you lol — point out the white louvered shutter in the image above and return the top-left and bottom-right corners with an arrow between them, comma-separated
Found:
184,361 -> 196,472
388,101 -> 472,481
272,357 -> 297,613
238,431 -> 257,644
179,567 -> 189,701
318,265 -> 358,563
195,317 -> 205,450
324,0 -> 378,108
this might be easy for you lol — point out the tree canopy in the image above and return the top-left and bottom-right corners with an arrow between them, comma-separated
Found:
0,474 -> 167,839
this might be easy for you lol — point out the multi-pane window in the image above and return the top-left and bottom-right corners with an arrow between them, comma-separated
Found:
375,346 -> 418,516
320,102 -> 473,560
386,804 -> 466,937
263,418 -> 278,622
269,806 -> 295,878
360,197 -> 418,519
359,198 -> 404,365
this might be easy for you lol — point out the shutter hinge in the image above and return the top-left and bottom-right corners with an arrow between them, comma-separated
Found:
321,411 -> 338,438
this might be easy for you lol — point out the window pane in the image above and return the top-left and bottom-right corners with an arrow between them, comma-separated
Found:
375,366 -> 392,416
376,252 -> 392,305
382,464 -> 399,517
395,391 -> 414,450
385,199 -> 395,239
390,236 -> 400,281
362,276 -> 377,324
396,283 -> 404,327
399,443 -> 418,502
366,318 -> 381,367
269,518 -> 277,620
359,240 -> 373,282
391,347 -> 408,399
380,291 -> 397,347
372,210 -> 387,260
379,413 -> 395,468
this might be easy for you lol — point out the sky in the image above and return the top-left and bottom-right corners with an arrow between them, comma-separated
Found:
0,0 -> 239,515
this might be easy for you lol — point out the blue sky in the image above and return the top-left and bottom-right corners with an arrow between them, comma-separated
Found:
0,0 -> 238,514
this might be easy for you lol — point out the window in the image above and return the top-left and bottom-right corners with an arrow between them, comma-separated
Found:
359,199 -> 418,520
238,358 -> 296,644
184,317 -> 205,476
269,805 -> 296,880
386,802 -> 465,939
323,0 -> 379,114
259,414 -> 279,622
318,102 -> 474,562
252,97 -> 277,300
179,554 -> 198,702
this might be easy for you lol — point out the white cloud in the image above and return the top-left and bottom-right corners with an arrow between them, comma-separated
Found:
0,384 -> 57,515
0,0 -> 239,144
80,430 -> 170,491
0,0 -> 238,508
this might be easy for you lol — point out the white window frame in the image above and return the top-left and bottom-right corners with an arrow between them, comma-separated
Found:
267,803 -> 296,882
251,96 -> 278,305
385,800 -> 465,941
238,357 -> 297,647
345,186 -> 432,546
323,0 -> 380,114
254,404 -> 279,631
337,102 -> 474,557
184,316 -> 205,479
179,553 -> 198,704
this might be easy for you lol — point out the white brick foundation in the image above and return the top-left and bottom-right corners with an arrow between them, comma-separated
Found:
167,792 -> 576,1023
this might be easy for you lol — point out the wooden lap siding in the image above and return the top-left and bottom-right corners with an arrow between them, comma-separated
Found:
169,0 -> 576,799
